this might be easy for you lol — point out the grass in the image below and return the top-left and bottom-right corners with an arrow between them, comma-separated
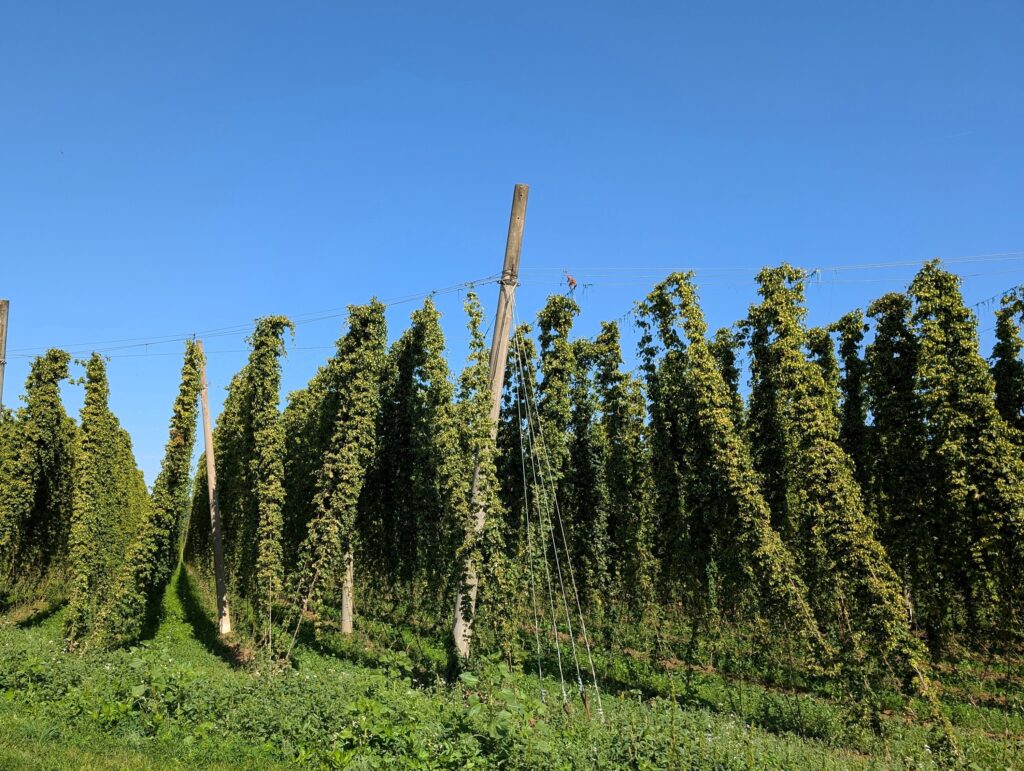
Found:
0,567 -> 1021,769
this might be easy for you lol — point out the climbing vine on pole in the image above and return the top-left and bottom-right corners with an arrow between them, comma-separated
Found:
592,321 -> 657,631
864,292 -> 929,617
746,266 -> 930,697
563,337 -> 612,615
636,273 -> 822,650
450,292 -> 514,663
360,298 -> 461,615
991,290 -> 1024,437
207,316 -> 293,646
832,311 -> 870,489
65,355 -> 150,646
0,350 -> 77,609
289,301 -> 386,646
909,261 -> 1024,642
102,341 -> 203,646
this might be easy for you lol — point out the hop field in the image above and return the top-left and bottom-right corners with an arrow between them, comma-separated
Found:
3,263 -> 1024,768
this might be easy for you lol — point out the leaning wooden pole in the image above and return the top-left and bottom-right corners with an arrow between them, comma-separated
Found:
197,340 -> 232,635
0,300 -> 9,411
452,183 -> 528,661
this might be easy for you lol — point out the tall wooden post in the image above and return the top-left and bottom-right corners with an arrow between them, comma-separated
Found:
452,183 -> 528,660
341,553 -> 354,635
197,340 -> 232,635
0,300 -> 9,411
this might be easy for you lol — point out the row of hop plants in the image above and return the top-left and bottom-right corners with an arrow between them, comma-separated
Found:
3,259 -> 1023,733
185,294 -> 513,664
183,262 -> 1021,693
0,344 -> 203,649
516,262 -> 1024,657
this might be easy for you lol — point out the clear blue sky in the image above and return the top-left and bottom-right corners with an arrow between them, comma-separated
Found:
2,2 -> 1022,482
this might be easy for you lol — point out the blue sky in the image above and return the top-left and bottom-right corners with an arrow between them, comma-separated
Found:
2,2 -> 1022,482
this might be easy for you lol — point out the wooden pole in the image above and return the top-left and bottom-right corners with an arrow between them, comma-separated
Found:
452,183 -> 528,660
197,340 -> 232,635
341,553 -> 354,635
0,300 -> 9,411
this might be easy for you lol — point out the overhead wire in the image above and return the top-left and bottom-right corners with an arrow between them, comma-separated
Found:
518,250 -> 1024,278
11,250 -> 1024,361
12,250 -> 1024,360
9,275 -> 501,359
581,258 -> 1024,339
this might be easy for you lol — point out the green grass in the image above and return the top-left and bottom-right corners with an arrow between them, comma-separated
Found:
0,568 -> 1021,769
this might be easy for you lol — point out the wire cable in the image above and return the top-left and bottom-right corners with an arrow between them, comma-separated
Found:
512,307 -> 603,719
512,331 -> 551,701
9,275 -> 501,358
512,328 -> 568,705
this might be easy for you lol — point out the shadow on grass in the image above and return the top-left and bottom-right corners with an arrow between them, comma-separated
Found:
135,588 -> 167,644
14,598 -> 67,628
176,567 -> 246,667
292,617 -> 450,688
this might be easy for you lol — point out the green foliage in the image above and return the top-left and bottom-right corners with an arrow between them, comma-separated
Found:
494,322 -> 543,655
708,327 -> 744,427
832,311 -> 870,489
585,319 -> 655,626
8,496 -> 1018,769
634,285 -> 688,600
562,337 -> 612,613
534,295 -> 580,500
360,298 -> 463,615
496,323 -> 539,567
280,353 -> 341,569
292,302 -> 386,631
184,458 -> 211,569
453,292 -> 516,663
10,266 -> 1024,765
864,293 -> 928,602
65,355 -> 151,645
202,316 -> 293,643
908,261 -> 1024,643
593,322 -> 657,630
593,321 -> 655,622
991,290 -> 1024,435
10,261 -> 1024,764
746,267 -> 929,691
249,318 -> 293,637
745,266 -> 803,548
806,325 -> 840,411
0,350 -> 78,608
636,273 -> 821,650
102,341 -> 203,646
